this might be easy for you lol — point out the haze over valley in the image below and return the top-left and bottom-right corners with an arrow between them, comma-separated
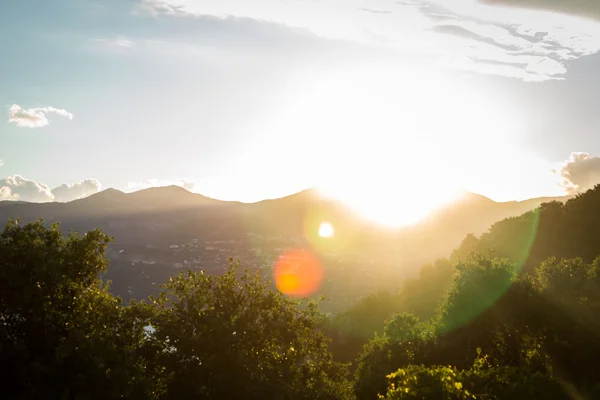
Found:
0,185 -> 569,311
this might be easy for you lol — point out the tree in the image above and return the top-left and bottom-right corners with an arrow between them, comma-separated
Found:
450,234 -> 480,264
353,330 -> 437,400
328,259 -> 455,365
381,351 -> 566,400
399,259 -> 455,321
436,254 -> 547,369
530,257 -> 600,395
383,313 -> 433,344
381,365 -> 474,400
148,259 -> 353,400
457,185 -> 600,276
439,254 -> 515,334
0,220 -> 160,399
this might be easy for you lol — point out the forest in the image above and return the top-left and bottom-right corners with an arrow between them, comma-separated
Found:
3,185 -> 600,399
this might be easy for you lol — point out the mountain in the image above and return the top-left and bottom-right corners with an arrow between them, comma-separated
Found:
0,186 -> 569,312
451,184 -> 600,275
388,192 -> 571,268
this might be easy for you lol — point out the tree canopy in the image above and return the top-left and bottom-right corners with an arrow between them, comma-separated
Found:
0,220 -> 351,400
5,184 -> 600,400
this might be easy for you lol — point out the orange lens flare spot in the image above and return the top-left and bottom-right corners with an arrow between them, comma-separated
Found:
279,273 -> 300,293
274,249 -> 324,297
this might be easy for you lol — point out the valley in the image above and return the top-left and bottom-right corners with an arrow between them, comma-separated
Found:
0,185 -> 569,312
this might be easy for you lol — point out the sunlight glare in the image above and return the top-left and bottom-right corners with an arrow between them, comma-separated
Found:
254,63 -> 522,227
318,180 -> 463,227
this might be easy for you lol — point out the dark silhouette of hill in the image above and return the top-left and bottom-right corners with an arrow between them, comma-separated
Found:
0,186 -> 569,310
69,186 -> 225,214
451,184 -> 600,274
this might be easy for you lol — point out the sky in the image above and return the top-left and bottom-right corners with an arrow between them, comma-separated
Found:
3,0 -> 600,223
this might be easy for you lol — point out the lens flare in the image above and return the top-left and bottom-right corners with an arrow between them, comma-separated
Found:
441,206 -> 542,334
274,249 -> 324,297
303,206 -> 359,256
318,222 -> 335,238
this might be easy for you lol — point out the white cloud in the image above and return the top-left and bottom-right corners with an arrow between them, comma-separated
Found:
138,0 -> 600,81
138,0 -> 186,16
555,152 -> 600,194
480,0 -> 600,21
93,37 -> 136,48
0,159 -> 3,167
0,176 -> 102,203
127,179 -> 195,192
0,187 -> 16,201
51,179 -> 102,202
8,104 -> 74,128
0,176 -> 53,202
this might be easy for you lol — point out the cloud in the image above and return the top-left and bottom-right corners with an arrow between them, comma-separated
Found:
51,179 -> 102,202
128,179 -> 195,192
556,152 -> 600,194
0,176 -> 102,202
137,0 -> 600,81
480,0 -> 600,21
0,187 -> 16,201
0,176 -> 54,202
138,0 -> 187,16
8,104 -> 74,128
93,37 -> 136,48
0,159 -> 3,167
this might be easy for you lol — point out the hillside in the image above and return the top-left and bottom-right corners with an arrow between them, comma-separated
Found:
451,183 -> 600,274
0,186 -> 569,311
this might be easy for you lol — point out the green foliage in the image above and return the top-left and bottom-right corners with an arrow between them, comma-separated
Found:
353,333 -> 438,400
0,221 -> 351,400
0,219 -> 161,399
535,256 -> 600,305
452,185 -> 600,275
450,234 -> 480,264
7,182 -> 600,400
399,259 -> 456,321
461,365 -> 565,400
435,255 -> 550,370
384,313 -> 421,343
528,257 -> 600,394
383,313 -> 435,343
382,365 -> 473,400
382,351 -> 565,400
149,259 -> 353,399
335,291 -> 402,339
354,252 -> 565,400
461,349 -> 565,400
328,259 -> 454,364
439,255 -> 516,333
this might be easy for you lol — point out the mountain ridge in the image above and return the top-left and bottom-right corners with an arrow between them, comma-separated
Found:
0,185 -> 571,213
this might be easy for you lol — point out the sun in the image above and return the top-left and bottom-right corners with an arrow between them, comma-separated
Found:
254,63 -> 519,227
302,68 -> 506,227
318,180 -> 462,228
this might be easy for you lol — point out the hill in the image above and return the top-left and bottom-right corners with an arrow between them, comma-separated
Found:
451,183 -> 600,274
0,186 -> 569,311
